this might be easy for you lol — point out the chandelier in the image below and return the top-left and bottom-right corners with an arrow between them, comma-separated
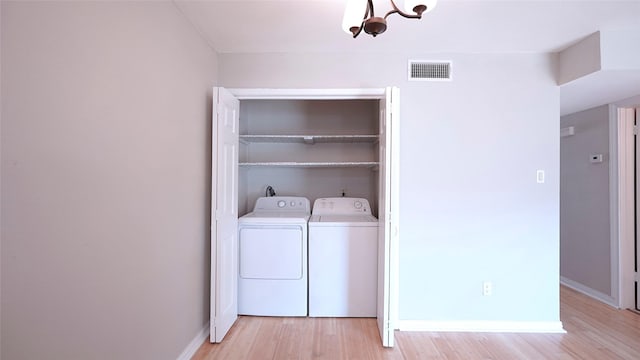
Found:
342,0 -> 438,38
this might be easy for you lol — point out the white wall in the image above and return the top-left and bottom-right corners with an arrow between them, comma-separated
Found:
219,52 -> 560,324
560,106 -> 613,301
1,2 -> 217,359
600,30 -> 640,70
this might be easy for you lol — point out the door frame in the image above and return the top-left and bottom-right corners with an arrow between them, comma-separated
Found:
227,88 -> 387,100
225,87 -> 400,344
615,107 -> 635,309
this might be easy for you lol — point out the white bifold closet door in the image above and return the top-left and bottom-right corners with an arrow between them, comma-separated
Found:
377,86 -> 399,347
210,87 -> 240,343
633,108 -> 640,310
210,87 -> 399,347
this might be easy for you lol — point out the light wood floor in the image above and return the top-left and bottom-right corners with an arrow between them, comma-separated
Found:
192,286 -> 640,359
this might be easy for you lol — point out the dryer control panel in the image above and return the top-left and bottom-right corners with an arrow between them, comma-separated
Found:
253,196 -> 310,213
312,197 -> 371,215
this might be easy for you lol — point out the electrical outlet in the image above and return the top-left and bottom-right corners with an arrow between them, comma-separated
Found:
483,281 -> 492,296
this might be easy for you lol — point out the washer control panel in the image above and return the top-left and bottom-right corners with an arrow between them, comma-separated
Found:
312,197 -> 371,215
253,196 -> 310,213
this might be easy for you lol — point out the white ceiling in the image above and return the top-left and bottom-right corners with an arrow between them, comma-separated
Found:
174,0 -> 640,113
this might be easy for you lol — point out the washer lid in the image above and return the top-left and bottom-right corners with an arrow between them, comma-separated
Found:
316,215 -> 377,222
309,214 -> 378,226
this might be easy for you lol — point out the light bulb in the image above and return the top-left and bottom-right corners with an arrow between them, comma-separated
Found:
342,0 -> 368,34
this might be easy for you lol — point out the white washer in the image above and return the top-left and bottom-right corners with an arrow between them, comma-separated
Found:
238,196 -> 310,316
308,197 -> 378,317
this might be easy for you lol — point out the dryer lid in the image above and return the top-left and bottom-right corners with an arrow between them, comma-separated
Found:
240,211 -> 310,223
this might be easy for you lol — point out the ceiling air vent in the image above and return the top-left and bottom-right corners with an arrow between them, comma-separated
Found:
408,60 -> 452,81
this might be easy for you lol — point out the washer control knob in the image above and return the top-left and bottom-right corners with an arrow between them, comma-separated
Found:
277,200 -> 286,208
290,201 -> 295,207
354,201 -> 363,209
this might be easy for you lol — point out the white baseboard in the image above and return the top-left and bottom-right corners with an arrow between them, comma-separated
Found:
177,321 -> 210,360
398,320 -> 565,333
560,276 -> 618,308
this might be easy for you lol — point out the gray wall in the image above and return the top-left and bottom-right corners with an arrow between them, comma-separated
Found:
238,99 -> 379,216
1,2 -> 217,359
219,52 -> 560,323
560,105 -> 612,298
616,94 -> 640,107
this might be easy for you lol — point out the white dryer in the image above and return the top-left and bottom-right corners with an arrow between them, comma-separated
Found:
238,196 -> 310,316
308,197 -> 378,317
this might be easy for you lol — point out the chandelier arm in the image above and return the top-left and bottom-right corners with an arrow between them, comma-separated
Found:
352,24 -> 364,38
384,0 -> 422,19
352,0 -> 374,38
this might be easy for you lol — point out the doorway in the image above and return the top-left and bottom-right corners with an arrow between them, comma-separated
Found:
209,87 -> 400,346
559,106 -> 636,310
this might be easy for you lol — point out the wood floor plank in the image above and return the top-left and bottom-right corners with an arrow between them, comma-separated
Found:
192,286 -> 640,359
